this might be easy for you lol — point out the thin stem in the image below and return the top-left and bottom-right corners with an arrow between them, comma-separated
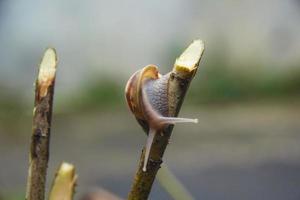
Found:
26,48 -> 58,200
49,162 -> 77,200
157,164 -> 194,200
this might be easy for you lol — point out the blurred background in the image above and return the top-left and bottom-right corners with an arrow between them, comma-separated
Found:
0,0 -> 300,199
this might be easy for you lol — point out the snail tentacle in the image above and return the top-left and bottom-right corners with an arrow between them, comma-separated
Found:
157,116 -> 198,125
143,128 -> 156,172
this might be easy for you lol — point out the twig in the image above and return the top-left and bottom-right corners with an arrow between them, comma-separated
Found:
127,40 -> 204,200
49,162 -> 77,200
157,164 -> 194,200
26,48 -> 58,200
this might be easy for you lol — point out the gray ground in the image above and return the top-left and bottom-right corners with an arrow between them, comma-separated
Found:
0,100 -> 299,199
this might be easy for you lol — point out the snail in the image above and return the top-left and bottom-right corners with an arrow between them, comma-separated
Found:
125,65 -> 198,172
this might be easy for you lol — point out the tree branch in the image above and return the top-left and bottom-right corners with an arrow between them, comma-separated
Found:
26,48 -> 58,200
127,40 -> 204,200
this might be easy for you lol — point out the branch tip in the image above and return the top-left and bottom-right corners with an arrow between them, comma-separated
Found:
58,162 -> 76,177
174,39 -> 204,73
38,48 -> 57,97
49,162 -> 77,200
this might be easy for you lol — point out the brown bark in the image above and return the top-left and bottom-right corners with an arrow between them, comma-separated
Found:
26,48 -> 58,200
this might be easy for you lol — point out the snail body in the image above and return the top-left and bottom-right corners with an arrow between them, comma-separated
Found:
125,65 -> 198,172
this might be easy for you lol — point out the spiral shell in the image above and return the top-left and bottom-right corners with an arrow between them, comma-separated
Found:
125,65 -> 170,129
125,65 -> 198,171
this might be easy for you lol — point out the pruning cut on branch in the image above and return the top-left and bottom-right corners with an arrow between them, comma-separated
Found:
26,48 -> 58,200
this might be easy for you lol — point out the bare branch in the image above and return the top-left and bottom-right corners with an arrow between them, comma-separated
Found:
26,48 -> 58,200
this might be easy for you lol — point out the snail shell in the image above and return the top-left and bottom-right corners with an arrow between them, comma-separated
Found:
126,65 -> 170,130
125,65 -> 197,171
